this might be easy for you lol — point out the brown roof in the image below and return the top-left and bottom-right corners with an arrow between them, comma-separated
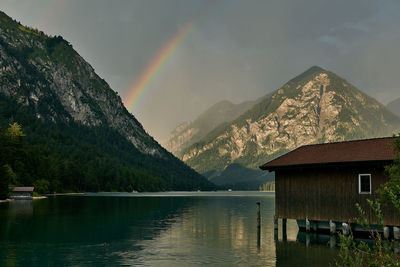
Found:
260,137 -> 397,171
13,187 -> 34,192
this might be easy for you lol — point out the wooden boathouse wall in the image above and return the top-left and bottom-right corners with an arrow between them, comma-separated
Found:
275,164 -> 400,226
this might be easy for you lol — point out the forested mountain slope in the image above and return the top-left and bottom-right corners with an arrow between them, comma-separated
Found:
0,10 -> 214,193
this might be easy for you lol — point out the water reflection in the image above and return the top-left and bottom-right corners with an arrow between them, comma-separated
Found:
118,196 -> 278,266
275,239 -> 337,267
0,192 -> 338,266
0,196 -> 189,266
9,200 -> 33,215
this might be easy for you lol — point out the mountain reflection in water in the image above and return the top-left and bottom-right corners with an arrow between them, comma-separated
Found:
0,192 -> 337,266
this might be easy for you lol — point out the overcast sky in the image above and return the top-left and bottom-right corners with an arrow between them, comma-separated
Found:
1,0 -> 400,141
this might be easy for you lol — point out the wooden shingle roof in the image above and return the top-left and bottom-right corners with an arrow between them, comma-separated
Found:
260,137 -> 397,171
12,187 -> 34,192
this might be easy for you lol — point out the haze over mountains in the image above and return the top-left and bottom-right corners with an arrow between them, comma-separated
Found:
387,97 -> 400,118
165,66 -> 400,188
1,8 -> 399,192
163,98 -> 262,155
0,11 -> 214,192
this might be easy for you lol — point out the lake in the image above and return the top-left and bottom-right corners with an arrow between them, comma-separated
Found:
0,192 -> 338,266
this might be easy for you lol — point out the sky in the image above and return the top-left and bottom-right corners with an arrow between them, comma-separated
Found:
1,0 -> 400,142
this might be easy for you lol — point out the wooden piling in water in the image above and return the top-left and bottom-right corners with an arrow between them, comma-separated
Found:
330,235 -> 336,248
394,226 -> 400,240
395,240 -> 399,254
313,220 -> 318,232
273,214 -> 278,241
384,226 -> 390,239
305,218 -> 310,232
282,218 -> 287,241
329,220 -> 336,235
257,202 -> 261,229
256,202 -> 261,247
342,223 -> 350,236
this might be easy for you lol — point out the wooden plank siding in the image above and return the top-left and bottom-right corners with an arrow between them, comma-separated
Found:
275,165 -> 400,226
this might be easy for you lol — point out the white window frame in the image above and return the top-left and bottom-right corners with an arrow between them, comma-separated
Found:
358,174 -> 371,194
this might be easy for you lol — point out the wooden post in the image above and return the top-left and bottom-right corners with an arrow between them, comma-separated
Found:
273,214 -> 278,241
342,223 -> 350,236
257,202 -> 261,229
394,226 -> 400,240
256,202 -> 261,247
330,235 -> 336,248
313,220 -> 318,232
395,240 -> 399,254
329,220 -> 336,235
306,217 -> 310,232
384,226 -> 390,240
282,218 -> 287,241
274,215 -> 278,231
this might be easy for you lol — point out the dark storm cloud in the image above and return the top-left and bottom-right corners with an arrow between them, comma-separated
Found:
1,0 -> 399,141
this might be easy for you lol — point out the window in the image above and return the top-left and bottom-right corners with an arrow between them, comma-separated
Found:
358,174 -> 371,194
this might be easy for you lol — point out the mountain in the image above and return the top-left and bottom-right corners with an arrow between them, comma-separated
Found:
206,163 -> 274,190
163,99 -> 260,154
180,66 -> 400,177
0,11 -> 214,192
387,97 -> 400,117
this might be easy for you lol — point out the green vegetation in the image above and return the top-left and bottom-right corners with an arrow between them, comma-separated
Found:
0,123 -> 23,199
18,25 -> 40,36
206,163 -> 274,190
259,181 -> 275,191
0,10 -> 214,194
45,35 -> 79,73
336,136 -> 400,267
0,95 -> 214,193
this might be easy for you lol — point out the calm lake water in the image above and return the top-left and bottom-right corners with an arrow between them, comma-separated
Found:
0,192 -> 338,266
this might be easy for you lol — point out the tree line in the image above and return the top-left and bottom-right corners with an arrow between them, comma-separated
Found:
0,93 -> 214,199
0,122 -> 164,199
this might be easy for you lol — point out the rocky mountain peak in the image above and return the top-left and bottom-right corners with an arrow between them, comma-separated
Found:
0,10 -> 216,191
287,65 -> 325,84
0,11 -> 163,156
163,98 -> 261,154
180,67 -> 400,174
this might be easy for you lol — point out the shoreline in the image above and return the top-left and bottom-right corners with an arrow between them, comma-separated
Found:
0,196 -> 48,202
33,196 -> 47,200
44,192 -> 85,196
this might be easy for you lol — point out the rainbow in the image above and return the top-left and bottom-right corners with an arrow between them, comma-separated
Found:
123,20 -> 196,112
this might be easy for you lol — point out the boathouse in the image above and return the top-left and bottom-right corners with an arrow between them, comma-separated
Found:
10,187 -> 34,199
260,137 -> 399,231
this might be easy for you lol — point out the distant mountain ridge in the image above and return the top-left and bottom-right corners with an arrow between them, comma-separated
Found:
387,97 -> 400,118
180,66 -> 400,177
0,10 -> 214,192
163,98 -> 261,154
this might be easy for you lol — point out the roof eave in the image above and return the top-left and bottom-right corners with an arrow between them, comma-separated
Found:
260,159 -> 394,172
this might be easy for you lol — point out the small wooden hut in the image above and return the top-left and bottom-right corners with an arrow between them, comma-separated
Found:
10,187 -> 34,200
260,137 -> 399,232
